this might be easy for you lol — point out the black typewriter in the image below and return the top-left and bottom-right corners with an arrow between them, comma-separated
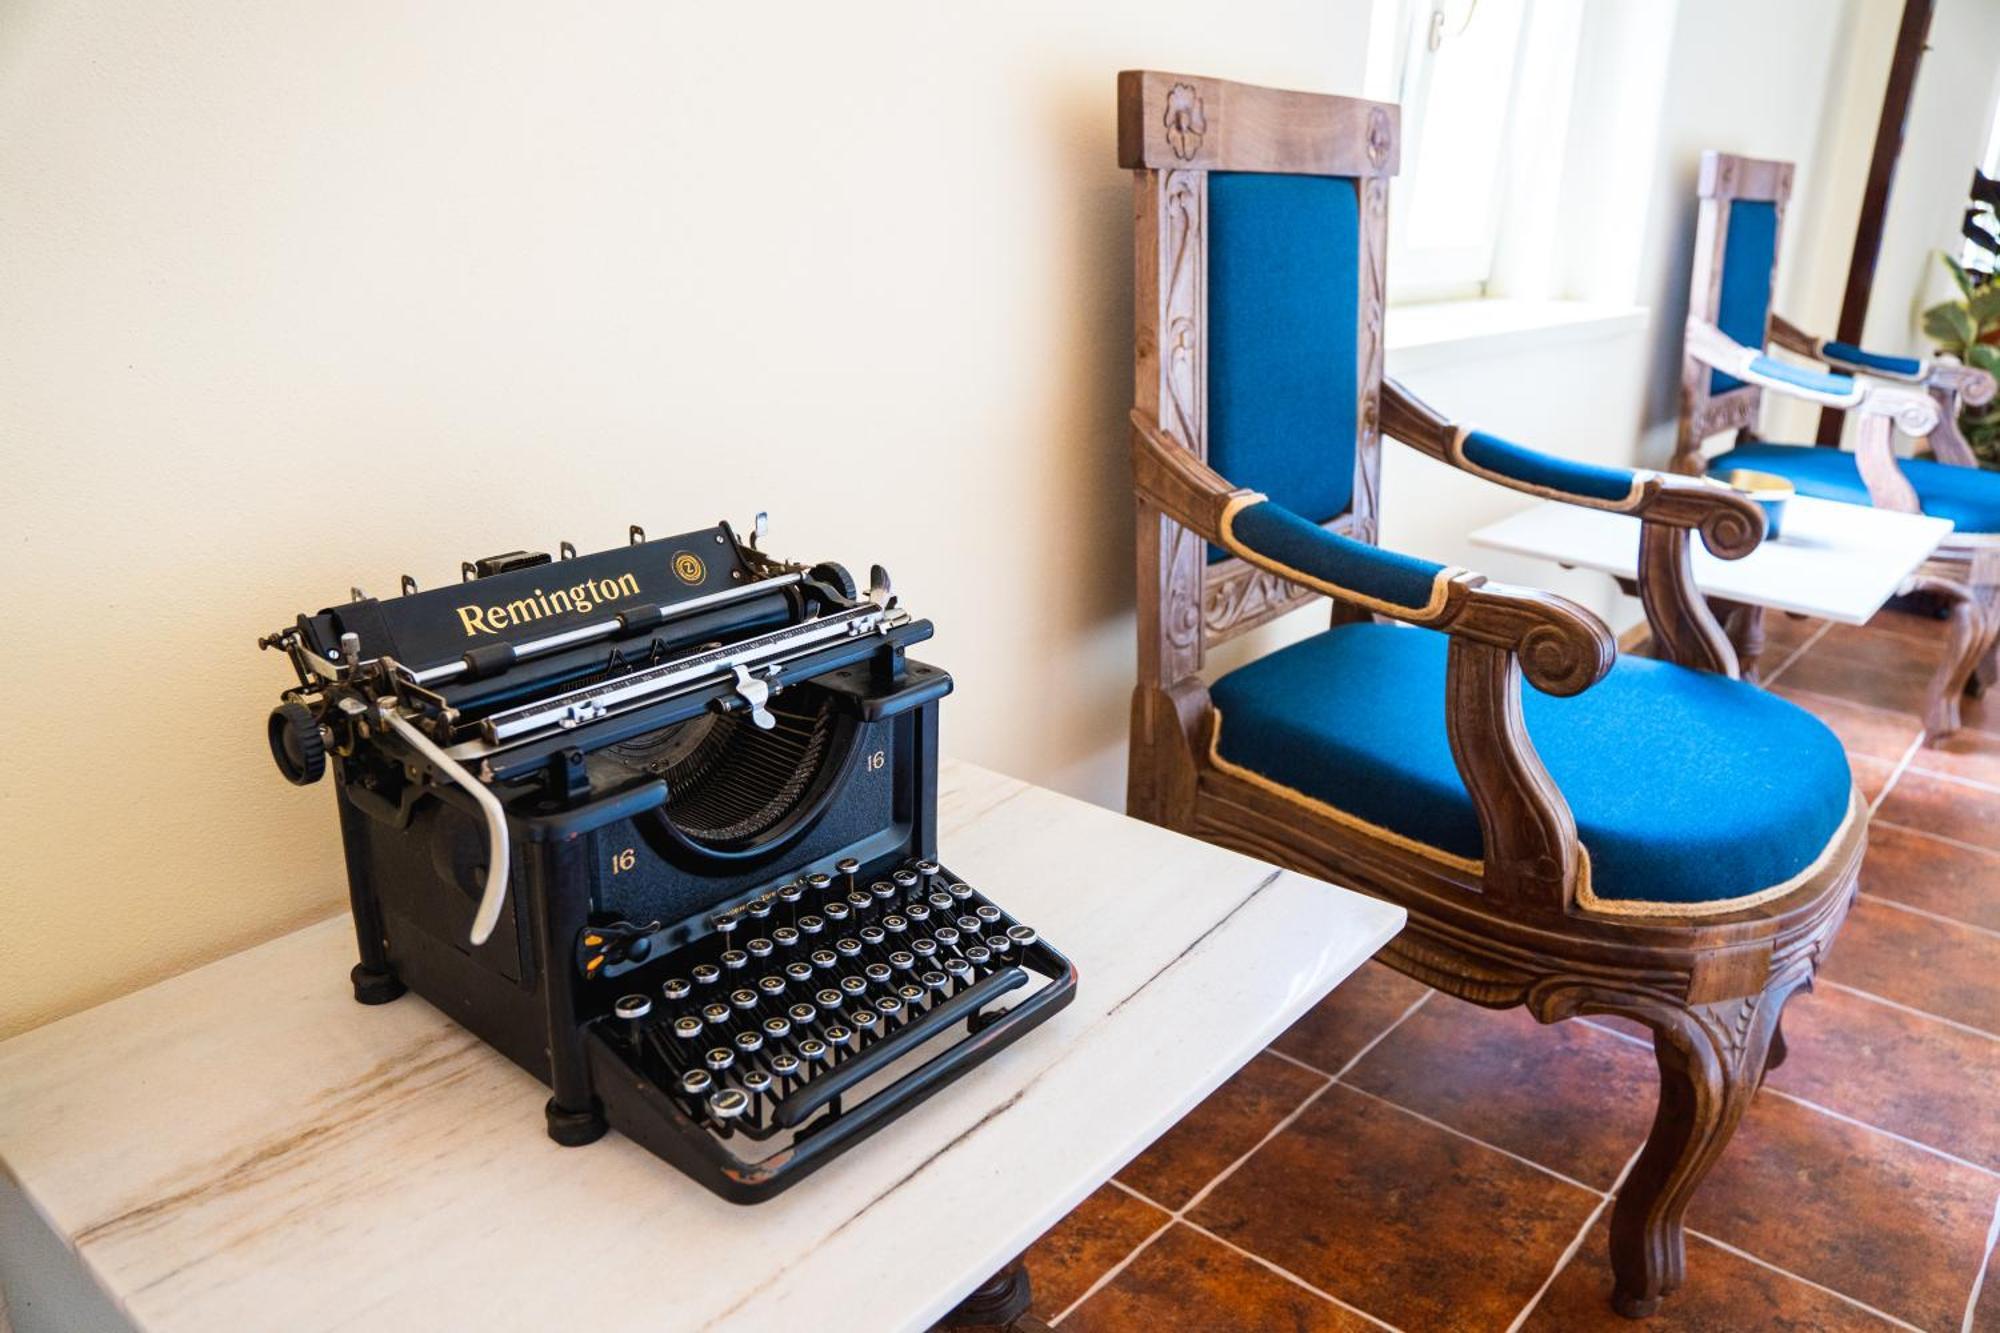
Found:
258,517 -> 1075,1202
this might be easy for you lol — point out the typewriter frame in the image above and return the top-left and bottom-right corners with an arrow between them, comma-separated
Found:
270,525 -> 1076,1203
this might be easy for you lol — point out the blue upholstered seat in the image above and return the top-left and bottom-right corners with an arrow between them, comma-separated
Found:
1712,441 -> 2000,534
1209,623 -> 1853,909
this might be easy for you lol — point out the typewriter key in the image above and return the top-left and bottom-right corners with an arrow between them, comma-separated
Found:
692,963 -> 722,986
815,988 -> 844,1011
662,977 -> 692,1000
934,926 -> 960,947
912,938 -> 937,958
965,945 -> 991,968
730,988 -> 759,1011
836,857 -> 861,892
876,994 -> 904,1020
1007,924 -> 1038,947
798,1037 -> 829,1064
778,881 -> 805,904
835,937 -> 863,958
823,901 -> 851,923
892,869 -> 919,895
614,994 -> 652,1021
914,859 -> 941,887
720,949 -> 748,970
742,1069 -> 774,1095
758,975 -> 786,997
785,960 -> 814,982
956,915 -> 981,934
772,926 -> 801,948
882,914 -> 908,934
860,925 -> 886,946
680,1069 -> 713,1096
712,911 -> 741,936
865,962 -> 892,984
899,982 -> 926,1005
929,967 -> 957,990
906,902 -> 931,924
976,905 -> 1002,925
708,1089 -> 750,1122
805,872 -> 832,894
839,975 -> 867,997
985,935 -> 1012,957
847,889 -> 872,910
702,1002 -> 732,1025
851,1008 -> 879,1034
949,881 -> 975,901
888,950 -> 915,971
823,1024 -> 855,1052
672,1015 -> 704,1041
734,1031 -> 764,1054
788,1002 -> 817,1024
810,949 -> 838,970
762,1015 -> 793,1040
799,914 -> 825,935
705,1047 -> 735,1071
928,891 -> 955,913
747,937 -> 774,958
770,1053 -> 801,1078
872,878 -> 898,902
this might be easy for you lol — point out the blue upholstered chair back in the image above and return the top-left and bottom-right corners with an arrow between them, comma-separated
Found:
1206,172 -> 1360,557
1710,200 -> 1777,395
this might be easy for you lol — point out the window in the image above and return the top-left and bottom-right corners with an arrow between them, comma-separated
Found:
1369,0 -> 1585,304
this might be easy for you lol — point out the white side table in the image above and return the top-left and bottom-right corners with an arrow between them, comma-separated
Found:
0,760 -> 1403,1333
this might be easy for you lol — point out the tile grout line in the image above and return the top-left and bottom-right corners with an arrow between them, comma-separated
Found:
1871,816 -> 2000,863
1901,760 -> 2000,798
1503,1145 -> 1643,1333
1173,1213 -> 1408,1333
1870,731 -> 1925,816
1334,1082 -> 1610,1198
1759,1087 -> 2000,1181
1053,990 -> 1440,1328
1684,1228 -> 1928,1332
1046,1208 -> 1177,1326
1818,979 -> 2000,1045
1862,890 -> 2000,945
1758,619 -> 1833,687
1962,1189 -> 2000,1333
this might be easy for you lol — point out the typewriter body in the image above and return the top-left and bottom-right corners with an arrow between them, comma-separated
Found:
259,519 -> 1075,1202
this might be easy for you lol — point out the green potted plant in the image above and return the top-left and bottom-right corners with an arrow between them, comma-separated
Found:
1920,170 -> 2000,467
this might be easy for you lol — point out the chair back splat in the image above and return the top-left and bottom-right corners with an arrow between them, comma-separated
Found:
1675,151 -> 1794,472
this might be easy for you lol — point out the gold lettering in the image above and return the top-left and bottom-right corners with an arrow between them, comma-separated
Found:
458,604 -> 491,636
547,587 -> 573,614
505,598 -> 539,625
615,572 -> 640,599
571,583 -> 592,616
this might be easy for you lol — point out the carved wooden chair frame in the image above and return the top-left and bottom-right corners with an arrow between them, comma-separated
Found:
1675,149 -> 2000,737
1122,73 -> 1865,1319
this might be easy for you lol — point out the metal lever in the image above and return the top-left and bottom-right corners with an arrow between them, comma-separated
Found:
729,664 -> 777,730
380,711 -> 512,946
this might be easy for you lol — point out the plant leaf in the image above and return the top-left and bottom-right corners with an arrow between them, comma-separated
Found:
1923,302 -> 1978,348
1968,286 -> 2000,329
1943,252 -> 1976,298
1967,342 -> 2000,377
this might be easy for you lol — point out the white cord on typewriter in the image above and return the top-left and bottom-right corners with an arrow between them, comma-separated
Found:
382,710 -> 512,947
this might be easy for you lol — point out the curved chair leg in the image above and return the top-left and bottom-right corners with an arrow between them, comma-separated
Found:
1604,983 -> 1796,1318
1760,1018 -> 1787,1084
1903,568 -> 1999,743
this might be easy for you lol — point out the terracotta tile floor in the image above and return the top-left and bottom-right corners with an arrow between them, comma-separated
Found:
1021,607 -> 2000,1331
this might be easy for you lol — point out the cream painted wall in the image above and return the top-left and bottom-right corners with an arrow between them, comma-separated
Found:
0,0 -> 1913,1040
0,0 -> 1372,1038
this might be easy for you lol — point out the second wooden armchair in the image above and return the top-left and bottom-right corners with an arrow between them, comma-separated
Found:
1120,72 -> 1866,1319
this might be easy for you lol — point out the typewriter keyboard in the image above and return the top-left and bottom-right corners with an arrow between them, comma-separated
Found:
603,859 -> 1060,1140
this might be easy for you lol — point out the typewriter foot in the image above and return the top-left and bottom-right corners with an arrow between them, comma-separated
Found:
545,1099 -> 608,1147
935,1259 -> 1045,1331
349,964 -> 406,1006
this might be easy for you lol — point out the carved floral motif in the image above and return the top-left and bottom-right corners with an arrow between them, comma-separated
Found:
1163,83 -> 1207,160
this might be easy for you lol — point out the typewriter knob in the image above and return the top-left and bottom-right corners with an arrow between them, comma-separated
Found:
267,702 -> 327,786
809,561 -> 858,601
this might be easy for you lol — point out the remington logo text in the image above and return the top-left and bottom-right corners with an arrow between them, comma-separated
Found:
456,573 -> 642,637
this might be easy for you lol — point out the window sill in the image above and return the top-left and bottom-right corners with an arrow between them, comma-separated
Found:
1385,298 -> 1649,372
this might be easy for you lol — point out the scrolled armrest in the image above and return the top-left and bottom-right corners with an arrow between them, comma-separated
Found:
1131,410 -> 1614,697
1686,320 -> 1940,434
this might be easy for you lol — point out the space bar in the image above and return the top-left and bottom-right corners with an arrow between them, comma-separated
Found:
773,966 -> 1029,1128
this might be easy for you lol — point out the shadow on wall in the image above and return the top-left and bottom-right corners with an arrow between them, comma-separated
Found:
1639,171 -> 1702,469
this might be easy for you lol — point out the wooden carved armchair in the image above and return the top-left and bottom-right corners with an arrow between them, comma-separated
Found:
1674,150 -> 2000,734
1120,73 -> 1867,1319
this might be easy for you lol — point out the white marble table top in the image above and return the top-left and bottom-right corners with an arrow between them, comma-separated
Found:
1470,494 -> 1954,624
0,760 -> 1402,1333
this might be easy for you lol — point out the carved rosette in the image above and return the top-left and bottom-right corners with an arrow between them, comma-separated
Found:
1163,82 -> 1207,160
1163,522 -> 1203,651
1365,106 -> 1392,168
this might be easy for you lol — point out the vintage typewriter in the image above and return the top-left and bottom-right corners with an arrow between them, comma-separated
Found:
258,518 -> 1075,1201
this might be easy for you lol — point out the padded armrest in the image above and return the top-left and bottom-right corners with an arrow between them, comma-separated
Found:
1448,428 -> 1648,512
1218,496 -> 1457,619
1686,321 -> 1863,406
1818,340 -> 1927,381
